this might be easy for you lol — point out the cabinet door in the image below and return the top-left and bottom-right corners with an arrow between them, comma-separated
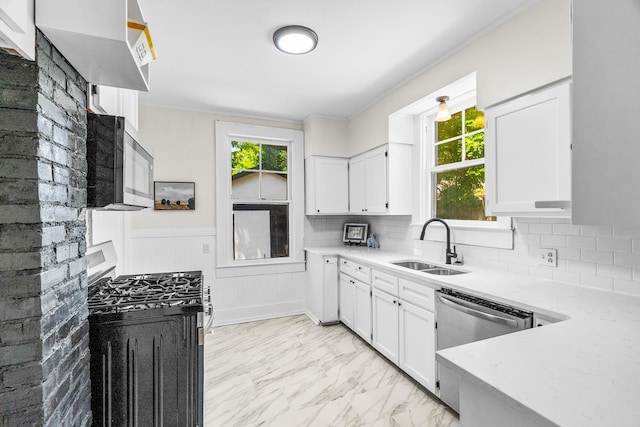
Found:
372,289 -> 399,365
349,154 -> 366,213
572,0 -> 640,226
0,0 -> 35,60
339,274 -> 355,330
354,281 -> 372,343
399,302 -> 436,392
364,146 -> 388,213
308,157 -> 349,214
89,84 -> 120,116
485,80 -> 571,216
121,88 -> 139,131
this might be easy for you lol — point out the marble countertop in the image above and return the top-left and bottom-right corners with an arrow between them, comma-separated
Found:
305,246 -> 640,426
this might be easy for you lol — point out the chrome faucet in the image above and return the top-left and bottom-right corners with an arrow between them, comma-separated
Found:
419,218 -> 457,264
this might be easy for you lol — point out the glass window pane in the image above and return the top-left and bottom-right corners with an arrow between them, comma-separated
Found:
437,110 -> 462,142
465,107 -> 484,133
435,165 -> 495,221
233,204 -> 289,260
262,145 -> 288,171
465,133 -> 485,160
260,172 -> 287,200
436,139 -> 462,166
231,141 -> 260,171
231,171 -> 259,199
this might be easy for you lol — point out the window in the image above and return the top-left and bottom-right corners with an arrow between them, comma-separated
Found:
425,103 -> 495,222
216,122 -> 304,275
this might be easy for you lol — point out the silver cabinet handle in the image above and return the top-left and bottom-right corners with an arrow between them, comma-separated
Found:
437,294 -> 518,328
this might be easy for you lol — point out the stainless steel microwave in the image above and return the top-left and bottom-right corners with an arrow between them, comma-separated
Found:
87,113 -> 154,210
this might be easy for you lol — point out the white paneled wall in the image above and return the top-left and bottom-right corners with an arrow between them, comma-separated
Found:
127,228 -> 305,326
306,215 -> 640,297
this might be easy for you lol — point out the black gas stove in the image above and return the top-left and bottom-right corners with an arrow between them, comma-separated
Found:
87,265 -> 206,426
88,270 -> 204,316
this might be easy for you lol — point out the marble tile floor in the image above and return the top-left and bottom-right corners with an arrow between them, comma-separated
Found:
204,315 -> 458,427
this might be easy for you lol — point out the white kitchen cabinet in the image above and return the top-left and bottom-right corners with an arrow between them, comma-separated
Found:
484,79 -> 571,217
339,273 -> 371,343
305,252 -> 339,325
305,156 -> 349,215
36,0 -> 152,91
88,84 -> 139,131
348,143 -> 412,215
372,288 -> 399,364
572,0 -> 640,226
339,258 -> 372,343
371,272 -> 437,392
399,301 -> 436,391
338,274 -> 354,330
0,0 -> 35,60
354,280 -> 372,342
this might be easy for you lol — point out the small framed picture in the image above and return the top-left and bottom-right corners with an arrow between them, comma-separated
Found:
154,181 -> 195,210
343,223 -> 369,245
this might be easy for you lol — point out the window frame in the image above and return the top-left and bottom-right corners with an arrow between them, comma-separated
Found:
215,121 -> 305,277
421,93 -> 510,231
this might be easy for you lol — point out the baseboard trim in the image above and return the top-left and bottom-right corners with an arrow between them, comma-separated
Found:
211,301 -> 306,326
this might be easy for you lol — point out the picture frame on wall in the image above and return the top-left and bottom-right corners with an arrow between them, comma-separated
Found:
154,181 -> 196,210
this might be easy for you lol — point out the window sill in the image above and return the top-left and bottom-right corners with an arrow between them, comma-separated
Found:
411,220 -> 514,249
216,260 -> 306,278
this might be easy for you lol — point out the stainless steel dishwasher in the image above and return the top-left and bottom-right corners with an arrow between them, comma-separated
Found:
435,287 -> 533,413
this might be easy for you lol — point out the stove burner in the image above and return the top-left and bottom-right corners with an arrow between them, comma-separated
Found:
88,270 -> 203,315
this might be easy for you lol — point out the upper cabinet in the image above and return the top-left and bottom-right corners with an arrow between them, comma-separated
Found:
88,84 -> 139,131
36,0 -> 153,91
0,0 -> 35,60
572,0 -> 640,226
305,156 -> 349,215
484,80 -> 572,217
348,144 -> 412,215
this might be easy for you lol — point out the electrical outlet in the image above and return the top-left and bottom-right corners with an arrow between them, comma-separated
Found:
539,248 -> 557,267
203,243 -> 210,254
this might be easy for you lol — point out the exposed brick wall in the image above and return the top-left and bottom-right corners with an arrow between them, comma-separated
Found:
0,31 -> 91,426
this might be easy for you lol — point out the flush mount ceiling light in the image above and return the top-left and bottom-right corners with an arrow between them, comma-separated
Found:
273,25 -> 318,55
436,96 -> 451,122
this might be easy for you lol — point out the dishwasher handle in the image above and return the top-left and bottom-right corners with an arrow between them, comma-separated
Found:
437,294 -> 519,328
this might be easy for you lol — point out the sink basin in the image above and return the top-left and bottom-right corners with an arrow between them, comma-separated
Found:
390,260 -> 467,276
423,268 -> 466,276
391,261 -> 439,270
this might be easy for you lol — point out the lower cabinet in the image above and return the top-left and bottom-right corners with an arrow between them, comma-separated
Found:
339,273 -> 372,343
372,273 -> 437,393
399,301 -> 436,392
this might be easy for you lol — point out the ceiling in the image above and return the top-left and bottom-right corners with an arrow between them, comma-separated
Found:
137,0 -> 535,122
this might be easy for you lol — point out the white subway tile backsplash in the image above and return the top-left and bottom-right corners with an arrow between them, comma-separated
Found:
567,260 -> 597,275
596,237 -> 632,252
580,225 -> 613,237
581,248 -> 614,264
614,251 -> 640,267
541,235 -> 566,247
613,279 -> 640,296
566,236 -> 597,249
305,216 -> 640,298
553,223 -> 581,236
581,275 -> 614,291
528,223 -> 553,235
597,264 -> 633,280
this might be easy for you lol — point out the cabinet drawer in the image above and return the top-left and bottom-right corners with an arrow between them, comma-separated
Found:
399,279 -> 435,312
339,259 -> 371,284
372,269 -> 399,296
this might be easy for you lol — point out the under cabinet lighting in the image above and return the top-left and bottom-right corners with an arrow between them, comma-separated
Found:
273,25 -> 318,55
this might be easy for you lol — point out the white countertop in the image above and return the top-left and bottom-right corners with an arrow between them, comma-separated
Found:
305,246 -> 640,426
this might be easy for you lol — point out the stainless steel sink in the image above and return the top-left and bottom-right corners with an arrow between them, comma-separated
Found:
390,260 -> 467,276
423,268 -> 465,276
391,261 -> 439,270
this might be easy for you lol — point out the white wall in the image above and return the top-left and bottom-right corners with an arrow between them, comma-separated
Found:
303,116 -> 349,158
346,0 -> 572,156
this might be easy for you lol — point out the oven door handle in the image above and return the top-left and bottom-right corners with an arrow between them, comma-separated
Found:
437,294 -> 518,328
